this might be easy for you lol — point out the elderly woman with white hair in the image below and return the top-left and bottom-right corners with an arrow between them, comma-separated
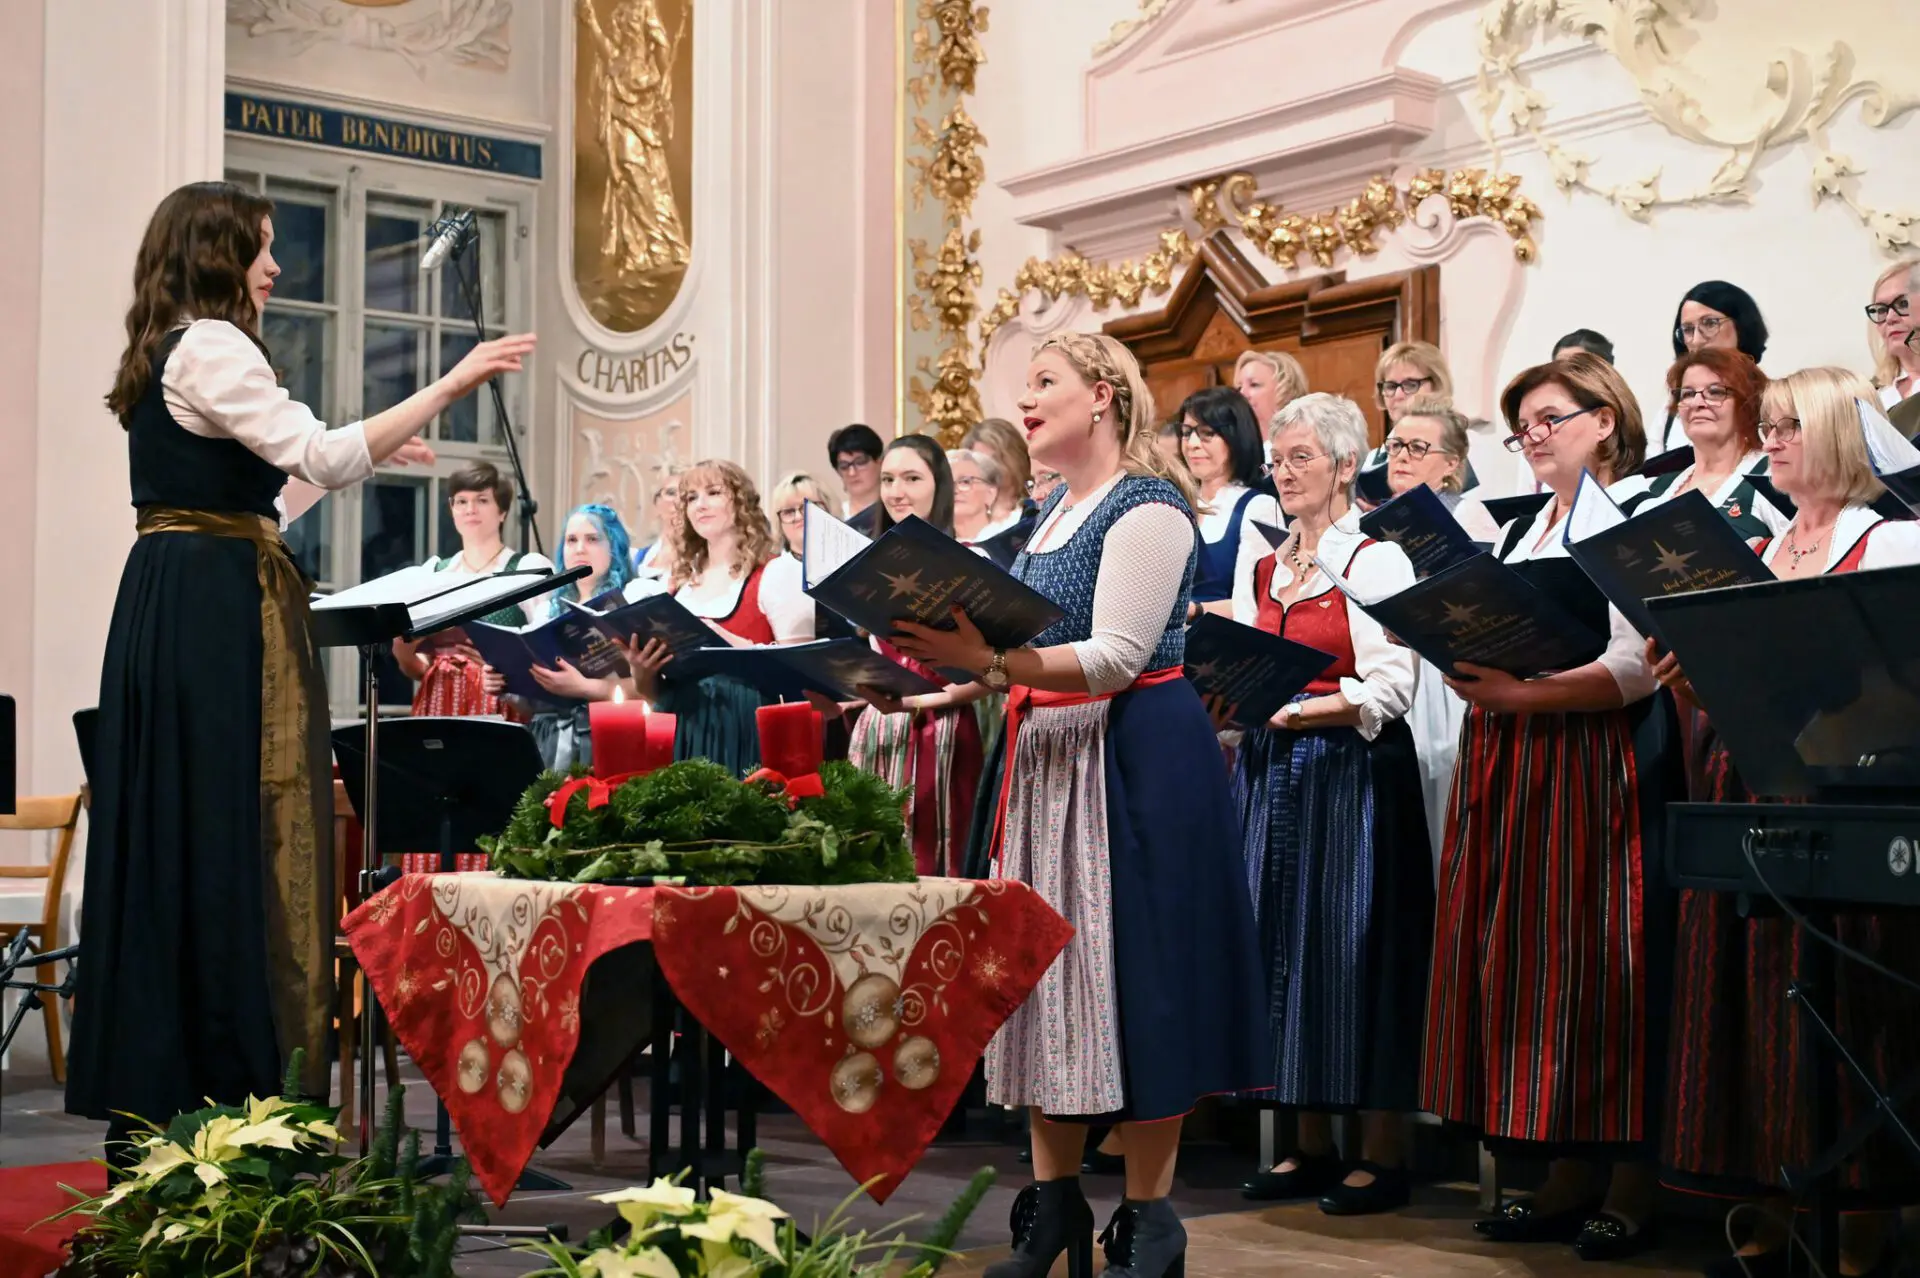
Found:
1229,393 -> 1434,1216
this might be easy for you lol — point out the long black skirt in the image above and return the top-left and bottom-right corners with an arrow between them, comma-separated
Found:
65,529 -> 317,1124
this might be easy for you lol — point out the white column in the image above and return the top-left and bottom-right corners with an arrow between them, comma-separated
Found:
31,0 -> 225,795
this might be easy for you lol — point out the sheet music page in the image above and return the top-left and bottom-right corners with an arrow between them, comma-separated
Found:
1859,397 -> 1920,474
312,563 -> 557,632
1563,470 -> 1627,545
801,503 -> 872,590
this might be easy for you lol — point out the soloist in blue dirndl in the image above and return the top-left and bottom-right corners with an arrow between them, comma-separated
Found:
983,475 -> 1270,1121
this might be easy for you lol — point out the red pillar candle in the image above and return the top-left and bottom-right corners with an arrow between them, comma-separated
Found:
756,702 -> 824,780
588,699 -> 677,779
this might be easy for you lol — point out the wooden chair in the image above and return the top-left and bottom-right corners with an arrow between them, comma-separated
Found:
0,793 -> 83,1083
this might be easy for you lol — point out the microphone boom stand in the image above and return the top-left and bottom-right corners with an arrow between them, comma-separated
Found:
438,212 -> 544,559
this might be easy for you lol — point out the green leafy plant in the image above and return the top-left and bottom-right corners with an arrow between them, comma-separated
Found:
480,760 -> 914,888
54,1054 -> 481,1278
522,1164 -> 995,1278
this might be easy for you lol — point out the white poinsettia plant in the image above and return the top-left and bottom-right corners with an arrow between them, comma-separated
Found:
527,1160 -> 996,1278
535,1179 -> 789,1278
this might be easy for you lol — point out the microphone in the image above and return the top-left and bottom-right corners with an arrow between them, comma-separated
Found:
419,209 -> 475,273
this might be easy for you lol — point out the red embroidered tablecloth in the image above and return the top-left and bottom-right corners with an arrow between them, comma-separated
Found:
342,875 -> 1071,1207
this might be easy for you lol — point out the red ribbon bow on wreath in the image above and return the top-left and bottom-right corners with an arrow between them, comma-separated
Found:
744,703 -> 826,806
546,701 -> 679,828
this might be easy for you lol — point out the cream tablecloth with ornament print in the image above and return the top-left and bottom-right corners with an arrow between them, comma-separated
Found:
342,874 -> 1072,1207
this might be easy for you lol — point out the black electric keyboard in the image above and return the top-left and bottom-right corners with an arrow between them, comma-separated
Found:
1669,802 -> 1920,907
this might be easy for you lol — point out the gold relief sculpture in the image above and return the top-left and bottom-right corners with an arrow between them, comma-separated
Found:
901,0 -> 990,446
980,170 -> 1539,355
574,0 -> 694,333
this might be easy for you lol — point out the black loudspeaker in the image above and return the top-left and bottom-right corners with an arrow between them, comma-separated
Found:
0,694 -> 15,815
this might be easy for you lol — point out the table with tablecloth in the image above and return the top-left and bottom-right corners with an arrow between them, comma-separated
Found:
342,873 -> 1072,1207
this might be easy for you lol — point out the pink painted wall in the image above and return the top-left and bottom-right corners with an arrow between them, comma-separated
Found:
0,0 -> 43,788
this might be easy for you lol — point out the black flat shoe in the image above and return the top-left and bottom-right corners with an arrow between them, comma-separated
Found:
1317,1162 -> 1411,1216
1474,1196 -> 1604,1243
1572,1212 -> 1658,1262
1081,1148 -> 1126,1176
1241,1150 -> 1342,1202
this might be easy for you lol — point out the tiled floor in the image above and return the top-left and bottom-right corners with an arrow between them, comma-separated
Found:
1,1049 -> 1736,1275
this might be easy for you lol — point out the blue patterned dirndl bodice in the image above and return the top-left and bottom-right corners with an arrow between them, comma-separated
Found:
1012,474 -> 1195,671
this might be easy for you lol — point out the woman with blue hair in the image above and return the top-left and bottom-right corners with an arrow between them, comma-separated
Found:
524,502 -> 644,769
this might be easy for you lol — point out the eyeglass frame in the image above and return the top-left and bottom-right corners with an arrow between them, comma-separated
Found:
1502,404 -> 1600,453
1757,415 -> 1803,443
1375,376 -> 1433,400
1026,471 -> 1063,493
1383,437 -> 1445,461
774,504 -> 809,523
1257,449 -> 1329,478
1671,383 -> 1734,406
1674,313 -> 1729,345
834,453 -> 877,476
952,475 -> 996,490
1866,296 -> 1912,324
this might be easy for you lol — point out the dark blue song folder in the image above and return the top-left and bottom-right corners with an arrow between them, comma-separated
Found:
1320,549 -> 1607,680
681,638 -> 944,703
801,506 -> 1064,657
1182,613 -> 1336,730
1560,472 -> 1771,646
1358,484 -> 1483,579
464,591 -> 717,702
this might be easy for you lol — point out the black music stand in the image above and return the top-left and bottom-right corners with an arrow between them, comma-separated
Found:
1650,564 -> 1920,1276
309,562 -> 585,1152
331,715 -> 559,1186
0,693 -> 14,816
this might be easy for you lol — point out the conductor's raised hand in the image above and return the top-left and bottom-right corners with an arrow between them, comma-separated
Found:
386,436 -> 438,468
440,333 -> 537,399
890,605 -> 990,675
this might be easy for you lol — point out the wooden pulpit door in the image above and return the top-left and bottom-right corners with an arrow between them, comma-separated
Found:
1104,233 -> 1440,447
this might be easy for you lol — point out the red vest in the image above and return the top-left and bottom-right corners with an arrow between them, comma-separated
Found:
1251,540 -> 1379,695
708,561 -> 778,644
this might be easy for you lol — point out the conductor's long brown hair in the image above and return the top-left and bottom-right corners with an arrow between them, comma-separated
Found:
107,181 -> 275,427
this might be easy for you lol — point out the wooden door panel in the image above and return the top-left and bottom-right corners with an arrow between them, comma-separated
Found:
1105,234 -> 1437,450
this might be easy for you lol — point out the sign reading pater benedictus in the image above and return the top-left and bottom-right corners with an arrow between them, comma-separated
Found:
575,332 -> 694,398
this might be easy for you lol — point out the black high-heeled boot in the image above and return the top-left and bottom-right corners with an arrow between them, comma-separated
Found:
984,1179 -> 1095,1278
1098,1197 -> 1187,1278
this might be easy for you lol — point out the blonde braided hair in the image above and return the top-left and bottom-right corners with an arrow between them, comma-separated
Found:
1034,332 -> 1200,511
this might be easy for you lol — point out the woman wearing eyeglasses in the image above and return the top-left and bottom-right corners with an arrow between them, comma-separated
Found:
1228,394 -> 1432,1217
1174,387 -> 1281,617
1867,258 -> 1920,409
1423,353 -> 1673,1261
950,448 -> 1022,567
1625,350 -> 1788,538
1380,397 -> 1498,877
1656,281 -> 1769,456
1653,368 -> 1920,1278
1354,342 -> 1455,504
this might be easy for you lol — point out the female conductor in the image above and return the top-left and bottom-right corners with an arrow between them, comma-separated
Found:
66,181 -> 533,1146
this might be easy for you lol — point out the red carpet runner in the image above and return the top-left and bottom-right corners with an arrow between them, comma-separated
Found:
0,1162 -> 105,1278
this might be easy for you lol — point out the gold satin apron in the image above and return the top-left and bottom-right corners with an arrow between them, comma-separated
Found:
136,506 -> 333,1100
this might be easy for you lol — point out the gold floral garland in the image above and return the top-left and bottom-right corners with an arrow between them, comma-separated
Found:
977,167 -> 1541,358
904,0 -> 990,446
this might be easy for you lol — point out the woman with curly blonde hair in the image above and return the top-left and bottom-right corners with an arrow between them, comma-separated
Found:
619,459 -> 815,773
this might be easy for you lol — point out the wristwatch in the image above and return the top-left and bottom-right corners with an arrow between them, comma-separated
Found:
982,649 -> 1010,690
1282,702 -> 1304,729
